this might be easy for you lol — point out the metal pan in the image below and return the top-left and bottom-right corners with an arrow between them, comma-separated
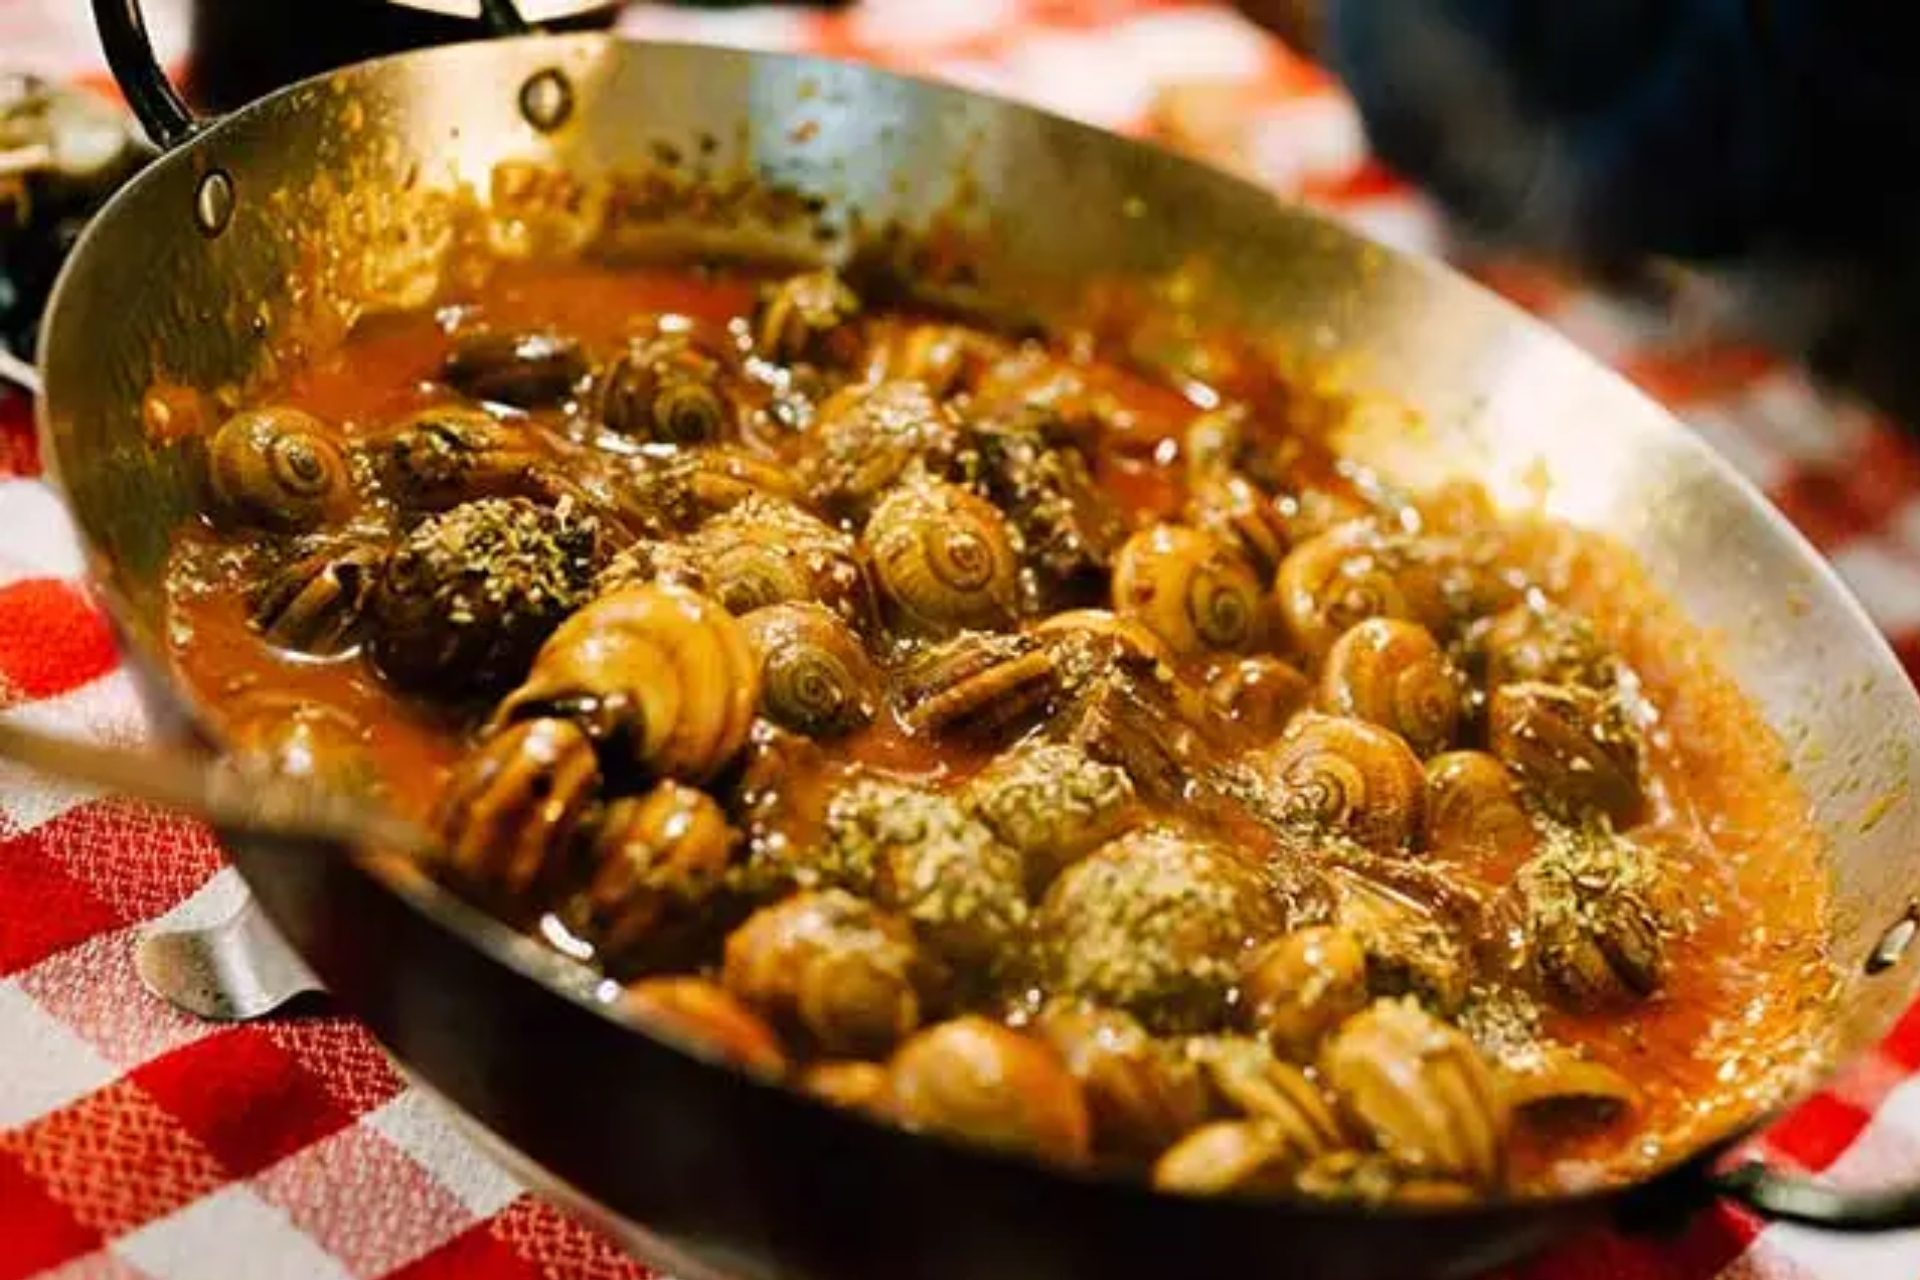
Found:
34,2 -> 1920,1276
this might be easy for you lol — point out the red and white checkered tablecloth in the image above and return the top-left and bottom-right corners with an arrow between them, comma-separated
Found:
8,2 -> 1920,1278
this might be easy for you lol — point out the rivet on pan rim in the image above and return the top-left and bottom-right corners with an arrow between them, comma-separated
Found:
194,170 -> 235,238
520,68 -> 575,134
1867,906 -> 1920,974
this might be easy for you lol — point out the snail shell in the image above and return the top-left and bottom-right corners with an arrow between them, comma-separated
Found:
569,782 -> 740,968
599,332 -> 735,444
494,582 -> 761,784
621,977 -> 788,1079
964,741 -> 1136,892
369,497 -> 601,697
1479,602 -> 1618,694
806,380 -> 961,521
864,322 -> 1002,397
1033,1002 -> 1211,1158
865,480 -> 1023,637
1112,524 -> 1264,659
1252,712 -> 1427,856
887,1017 -> 1093,1168
1328,866 -> 1471,1014
431,717 -> 601,901
1275,524 -> 1486,662
1209,655 -> 1312,741
379,405 -> 562,512
1496,1040 -> 1639,1128
248,540 -> 385,656
442,328 -> 589,409
799,1061 -> 895,1119
741,603 -> 882,738
1319,619 -> 1461,757
1186,471 -> 1292,579
1319,997 -> 1509,1189
1153,1121 -> 1319,1197
687,499 -> 874,626
1507,830 -> 1673,1009
722,889 -> 944,1058
207,407 -> 353,533
968,406 -> 1127,598
893,631 -> 1058,741
1423,751 -> 1535,858
1187,1038 -> 1347,1152
753,267 -> 864,368
1037,827 -> 1297,1034
1488,681 -> 1643,826
1240,925 -> 1370,1063
1033,608 -> 1177,681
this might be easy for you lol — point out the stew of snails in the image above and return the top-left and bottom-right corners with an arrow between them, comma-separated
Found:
162,255 -> 1837,1205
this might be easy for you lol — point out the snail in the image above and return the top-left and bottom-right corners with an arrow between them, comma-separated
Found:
1240,925 -> 1370,1063
206,406 -> 353,533
1505,829 -> 1674,1010
1153,1121 -> 1323,1196
608,444 -> 809,538
753,267 -> 864,368
1275,524 -> 1509,662
1036,826 -> 1311,1035
805,379 -> 963,521
823,779 -> 1030,972
741,603 -> 882,739
493,582 -> 761,785
893,631 -> 1058,741
722,889 -> 946,1058
621,977 -> 788,1079
1185,470 -> 1292,579
1208,655 -> 1313,741
963,741 -> 1137,892
599,331 -> 736,444
865,479 -> 1024,637
1250,712 -> 1427,856
1319,997 -> 1509,1189
1327,866 -> 1472,1015
967,405 -> 1127,599
1319,618 -> 1462,758
431,716 -> 601,901
863,321 -> 1004,397
1032,608 -> 1177,685
1185,1038 -> 1347,1151
441,327 -> 589,409
887,1017 -> 1093,1168
1033,1002 -> 1211,1159
248,538 -> 386,656
799,1061 -> 895,1119
1488,681 -> 1644,826
379,405 -> 564,512
1478,601 -> 1619,694
567,782 -> 741,969
1111,524 -> 1264,659
1495,1040 -> 1640,1129
684,498 -> 875,626
1423,751 -> 1535,858
368,497 -> 601,697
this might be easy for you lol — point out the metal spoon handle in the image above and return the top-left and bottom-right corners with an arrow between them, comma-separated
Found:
0,718 -> 437,858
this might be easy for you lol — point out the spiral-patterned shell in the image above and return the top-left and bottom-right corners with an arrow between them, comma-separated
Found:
722,889 -> 944,1058
741,603 -> 881,739
1319,619 -> 1462,757
887,1017 -> 1092,1168
1507,829 -> 1674,1010
1253,713 -> 1427,856
1273,524 -> 1503,663
683,498 -> 874,626
570,782 -> 740,968
599,332 -> 735,444
1034,1002 -> 1211,1158
1423,751 -> 1535,858
1112,524 -> 1263,659
865,480 -> 1022,636
807,380 -> 962,521
1320,998 -> 1509,1189
494,582 -> 761,784
1186,471 -> 1292,578
432,717 -> 601,900
1479,603 -> 1619,694
207,407 -> 353,532
753,268 -> 863,368
1208,655 -> 1312,742
1240,925 -> 1370,1062
379,406 -> 559,512
1488,681 -> 1643,826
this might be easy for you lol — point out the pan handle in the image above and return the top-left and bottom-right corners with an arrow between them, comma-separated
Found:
91,0 -> 198,151
1713,1160 -> 1920,1231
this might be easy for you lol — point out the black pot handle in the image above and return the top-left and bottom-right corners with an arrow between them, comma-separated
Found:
1713,1161 -> 1920,1231
92,0 -> 542,152
92,0 -> 198,151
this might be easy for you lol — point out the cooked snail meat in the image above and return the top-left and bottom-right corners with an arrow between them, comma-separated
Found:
1112,524 -> 1264,659
432,716 -> 600,901
599,332 -> 735,443
368,497 -> 601,696
723,889 -> 945,1058
568,782 -> 740,969
887,1017 -> 1092,1167
494,582 -> 761,784
1319,618 -> 1462,758
248,538 -> 385,655
207,407 -> 353,532
1489,681 -> 1644,826
442,327 -> 588,409
865,479 -> 1023,636
963,741 -> 1136,891
894,631 -> 1057,741
741,603 -> 881,739
1320,997 -> 1509,1189
1033,1002 -> 1210,1158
